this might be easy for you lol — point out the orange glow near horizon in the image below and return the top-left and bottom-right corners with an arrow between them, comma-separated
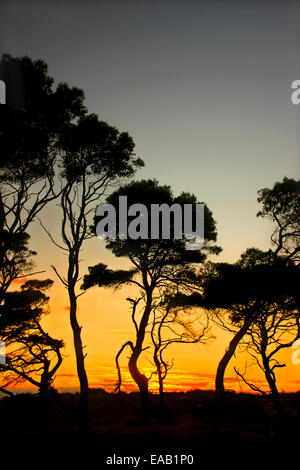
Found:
9,365 -> 300,395
5,280 -> 300,396
4,232 -> 300,397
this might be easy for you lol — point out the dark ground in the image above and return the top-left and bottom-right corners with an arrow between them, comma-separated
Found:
0,389 -> 299,467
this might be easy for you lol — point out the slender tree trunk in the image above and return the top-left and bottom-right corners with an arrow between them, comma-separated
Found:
213,318 -> 251,437
39,365 -> 50,401
128,293 -> 153,423
69,283 -> 89,433
39,364 -> 51,426
261,351 -> 286,441
264,361 -> 280,404
215,317 -> 252,397
260,343 -> 282,416
158,370 -> 165,417
129,352 -> 149,422
153,352 -> 164,416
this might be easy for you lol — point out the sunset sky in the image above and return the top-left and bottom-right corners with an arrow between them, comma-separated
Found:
1,0 -> 300,394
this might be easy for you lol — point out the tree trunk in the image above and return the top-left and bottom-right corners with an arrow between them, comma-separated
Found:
259,324 -> 282,413
129,351 -> 149,423
69,284 -> 89,433
158,372 -> 165,417
215,317 -> 252,397
128,293 -> 153,423
266,366 -> 280,405
39,364 -> 51,427
153,353 -> 164,417
39,365 -> 50,401
261,351 -> 286,440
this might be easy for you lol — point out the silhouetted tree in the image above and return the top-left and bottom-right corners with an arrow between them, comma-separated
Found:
257,177 -> 300,315
200,250 -> 272,396
0,232 -> 36,303
202,178 -> 300,397
0,279 -> 63,400
46,114 -> 143,432
82,179 -> 220,421
234,261 -> 300,415
150,296 -> 211,413
201,249 -> 300,399
0,54 -> 85,295
257,177 -> 300,263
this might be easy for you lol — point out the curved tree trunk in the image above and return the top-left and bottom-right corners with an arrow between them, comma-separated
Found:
263,358 -> 280,406
215,317 -> 252,397
39,362 -> 50,401
153,351 -> 164,416
129,352 -> 149,422
39,362 -> 52,427
69,283 -> 89,433
128,293 -> 153,423
260,329 -> 283,422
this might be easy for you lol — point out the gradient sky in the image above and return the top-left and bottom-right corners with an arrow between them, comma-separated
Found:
1,0 -> 300,393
